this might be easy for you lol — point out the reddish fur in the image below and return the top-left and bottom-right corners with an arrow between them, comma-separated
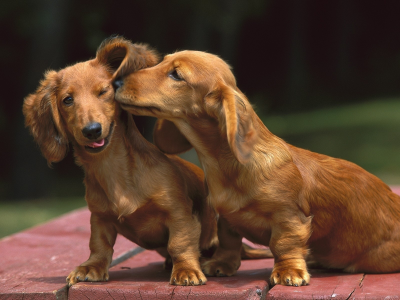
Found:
114,50 -> 400,286
23,37 -> 211,286
23,38 -> 272,287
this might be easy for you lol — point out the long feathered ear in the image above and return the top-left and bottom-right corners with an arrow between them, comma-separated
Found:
153,119 -> 193,154
23,70 -> 68,165
207,83 -> 258,164
96,35 -> 160,78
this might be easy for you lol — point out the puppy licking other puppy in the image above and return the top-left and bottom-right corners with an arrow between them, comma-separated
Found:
23,38 -> 272,286
114,50 -> 400,286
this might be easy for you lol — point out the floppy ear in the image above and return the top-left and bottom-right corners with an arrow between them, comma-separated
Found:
153,119 -> 193,154
96,36 -> 160,78
23,71 -> 68,165
208,83 -> 258,164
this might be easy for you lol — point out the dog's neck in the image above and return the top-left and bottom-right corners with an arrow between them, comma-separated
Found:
173,116 -> 291,196
173,117 -> 245,182
72,112 -> 149,218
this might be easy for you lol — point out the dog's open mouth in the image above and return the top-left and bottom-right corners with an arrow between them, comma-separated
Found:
84,122 -> 114,154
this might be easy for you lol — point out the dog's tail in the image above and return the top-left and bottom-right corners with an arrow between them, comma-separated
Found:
241,243 -> 274,259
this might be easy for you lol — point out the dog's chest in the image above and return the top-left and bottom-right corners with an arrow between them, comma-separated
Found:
114,208 -> 169,249
223,207 -> 273,246
207,183 -> 273,246
207,180 -> 255,216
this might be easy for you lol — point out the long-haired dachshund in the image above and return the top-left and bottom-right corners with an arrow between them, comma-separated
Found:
23,37 -> 210,286
23,38 -> 270,287
113,50 -> 400,286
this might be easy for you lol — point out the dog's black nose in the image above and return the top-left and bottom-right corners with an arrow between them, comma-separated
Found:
113,78 -> 123,90
82,122 -> 102,140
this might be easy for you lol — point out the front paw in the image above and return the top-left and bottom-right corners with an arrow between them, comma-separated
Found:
66,265 -> 109,286
170,265 -> 207,286
201,258 -> 240,277
270,260 -> 310,286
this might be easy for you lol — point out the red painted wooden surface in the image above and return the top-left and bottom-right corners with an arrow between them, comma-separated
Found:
266,270 -> 364,299
69,250 -> 272,300
352,273 -> 400,299
2,186 -> 400,299
69,251 -> 400,299
0,208 -> 140,299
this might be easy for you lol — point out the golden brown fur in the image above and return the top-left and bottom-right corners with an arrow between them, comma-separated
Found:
23,38 -> 271,287
23,37 -> 213,286
114,50 -> 400,287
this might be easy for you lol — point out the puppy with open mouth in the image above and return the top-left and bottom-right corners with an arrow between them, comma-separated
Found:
23,37 -> 211,286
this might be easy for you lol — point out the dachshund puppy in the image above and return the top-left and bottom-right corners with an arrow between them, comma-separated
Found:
113,50 -> 400,287
23,38 -> 212,286
23,38 -> 271,286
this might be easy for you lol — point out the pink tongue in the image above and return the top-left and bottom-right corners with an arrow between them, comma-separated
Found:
88,139 -> 105,148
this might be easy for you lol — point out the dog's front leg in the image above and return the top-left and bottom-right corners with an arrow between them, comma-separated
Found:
66,213 -> 117,286
269,214 -> 311,286
201,216 -> 242,277
167,213 -> 207,286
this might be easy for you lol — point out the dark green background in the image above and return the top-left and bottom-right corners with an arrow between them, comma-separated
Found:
2,0 -> 400,204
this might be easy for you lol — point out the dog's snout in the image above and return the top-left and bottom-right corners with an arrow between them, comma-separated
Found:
82,122 -> 102,140
112,78 -> 123,90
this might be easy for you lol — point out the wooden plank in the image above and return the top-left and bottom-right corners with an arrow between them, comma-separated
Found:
3,186 -> 400,299
266,270 -> 364,299
0,208 -> 141,299
351,273 -> 400,299
69,250 -> 272,299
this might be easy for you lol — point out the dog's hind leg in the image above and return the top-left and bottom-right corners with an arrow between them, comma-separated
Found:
201,216 -> 243,277
343,238 -> 400,273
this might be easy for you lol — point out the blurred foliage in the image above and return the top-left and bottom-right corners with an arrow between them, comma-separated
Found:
263,98 -> 400,183
1,0 -> 400,206
0,197 -> 85,238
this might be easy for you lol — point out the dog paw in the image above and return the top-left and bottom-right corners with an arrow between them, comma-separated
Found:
66,265 -> 109,286
170,267 -> 207,286
270,265 -> 310,286
201,258 -> 240,277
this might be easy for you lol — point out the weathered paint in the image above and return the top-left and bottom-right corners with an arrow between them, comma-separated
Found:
0,208 -> 139,299
69,250 -> 272,300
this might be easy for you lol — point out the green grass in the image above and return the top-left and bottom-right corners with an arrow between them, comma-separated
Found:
0,197 -> 86,238
261,98 -> 400,184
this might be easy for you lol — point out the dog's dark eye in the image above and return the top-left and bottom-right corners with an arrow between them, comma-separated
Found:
99,89 -> 108,96
168,69 -> 183,81
63,96 -> 73,106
